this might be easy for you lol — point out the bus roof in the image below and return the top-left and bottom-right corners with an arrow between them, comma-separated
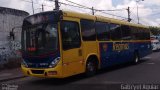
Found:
62,10 -> 148,29
24,10 -> 148,29
96,15 -> 148,28
62,10 -> 95,20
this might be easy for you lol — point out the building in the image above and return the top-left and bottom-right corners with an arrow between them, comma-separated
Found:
0,7 -> 29,65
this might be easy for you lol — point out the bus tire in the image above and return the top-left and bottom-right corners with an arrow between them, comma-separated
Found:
85,58 -> 98,77
133,52 -> 140,64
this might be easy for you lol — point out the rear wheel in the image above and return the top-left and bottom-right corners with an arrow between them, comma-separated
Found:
85,58 -> 98,76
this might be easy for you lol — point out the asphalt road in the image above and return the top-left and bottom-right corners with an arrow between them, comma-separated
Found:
1,51 -> 160,90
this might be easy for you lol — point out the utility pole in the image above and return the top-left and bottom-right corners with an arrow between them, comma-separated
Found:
92,7 -> 94,15
55,0 -> 59,10
42,4 -> 44,12
136,0 -> 144,24
31,0 -> 34,14
136,1 -> 139,24
127,7 -> 131,22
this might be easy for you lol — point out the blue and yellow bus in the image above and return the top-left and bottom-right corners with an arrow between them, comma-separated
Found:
21,10 -> 152,78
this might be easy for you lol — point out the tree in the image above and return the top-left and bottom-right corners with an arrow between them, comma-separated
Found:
149,26 -> 160,36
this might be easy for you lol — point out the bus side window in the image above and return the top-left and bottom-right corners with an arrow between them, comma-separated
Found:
80,19 -> 96,41
121,25 -> 131,40
131,27 -> 138,40
110,23 -> 122,40
95,21 -> 110,41
142,28 -> 150,40
60,21 -> 81,50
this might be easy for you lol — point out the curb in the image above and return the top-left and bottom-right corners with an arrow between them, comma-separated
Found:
0,76 -> 27,82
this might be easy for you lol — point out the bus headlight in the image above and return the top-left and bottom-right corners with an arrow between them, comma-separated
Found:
21,59 -> 28,68
49,57 -> 60,68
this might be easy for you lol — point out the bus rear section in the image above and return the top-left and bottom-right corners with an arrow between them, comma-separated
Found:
95,18 -> 152,68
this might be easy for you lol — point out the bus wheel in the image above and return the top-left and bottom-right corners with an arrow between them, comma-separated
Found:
133,52 -> 139,64
85,59 -> 97,76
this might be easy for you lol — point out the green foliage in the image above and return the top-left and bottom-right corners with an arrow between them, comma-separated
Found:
149,26 -> 160,35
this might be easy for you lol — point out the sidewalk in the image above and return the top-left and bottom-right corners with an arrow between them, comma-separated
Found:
0,68 -> 26,82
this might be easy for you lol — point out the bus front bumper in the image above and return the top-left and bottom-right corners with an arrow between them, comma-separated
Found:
21,65 -> 63,78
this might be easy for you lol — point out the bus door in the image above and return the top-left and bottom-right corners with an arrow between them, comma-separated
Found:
60,18 -> 84,77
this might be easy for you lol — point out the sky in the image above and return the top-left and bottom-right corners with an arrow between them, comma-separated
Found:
0,0 -> 160,26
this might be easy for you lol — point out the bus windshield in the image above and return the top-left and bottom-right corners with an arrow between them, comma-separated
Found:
22,23 -> 58,56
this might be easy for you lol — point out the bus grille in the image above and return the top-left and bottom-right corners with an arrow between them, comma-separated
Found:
31,70 -> 44,74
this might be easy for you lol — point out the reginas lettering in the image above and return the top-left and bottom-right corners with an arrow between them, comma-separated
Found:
113,43 -> 129,51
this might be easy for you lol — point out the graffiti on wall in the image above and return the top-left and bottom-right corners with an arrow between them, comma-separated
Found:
0,7 -> 29,66
10,41 -> 21,50
0,40 -> 21,65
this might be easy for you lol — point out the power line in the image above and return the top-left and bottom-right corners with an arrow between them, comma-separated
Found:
60,2 -> 127,19
21,0 -> 127,12
128,11 -> 138,24
97,11 -> 127,19
21,0 -> 86,9
59,2 -> 89,9
63,0 -> 127,19
21,0 -> 128,19
130,10 -> 142,24
96,8 -> 127,12
130,6 -> 160,10
65,0 -> 92,10
21,0 -> 54,7
66,0 -> 127,12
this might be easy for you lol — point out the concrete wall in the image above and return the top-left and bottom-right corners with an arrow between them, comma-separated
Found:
0,7 -> 29,66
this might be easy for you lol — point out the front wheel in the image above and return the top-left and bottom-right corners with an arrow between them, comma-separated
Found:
85,59 -> 97,77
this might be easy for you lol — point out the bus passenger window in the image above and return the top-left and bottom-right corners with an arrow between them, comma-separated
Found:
121,25 -> 131,40
110,23 -> 122,40
60,21 -> 81,50
80,19 -> 96,41
143,29 -> 150,40
131,27 -> 144,40
95,22 -> 110,41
